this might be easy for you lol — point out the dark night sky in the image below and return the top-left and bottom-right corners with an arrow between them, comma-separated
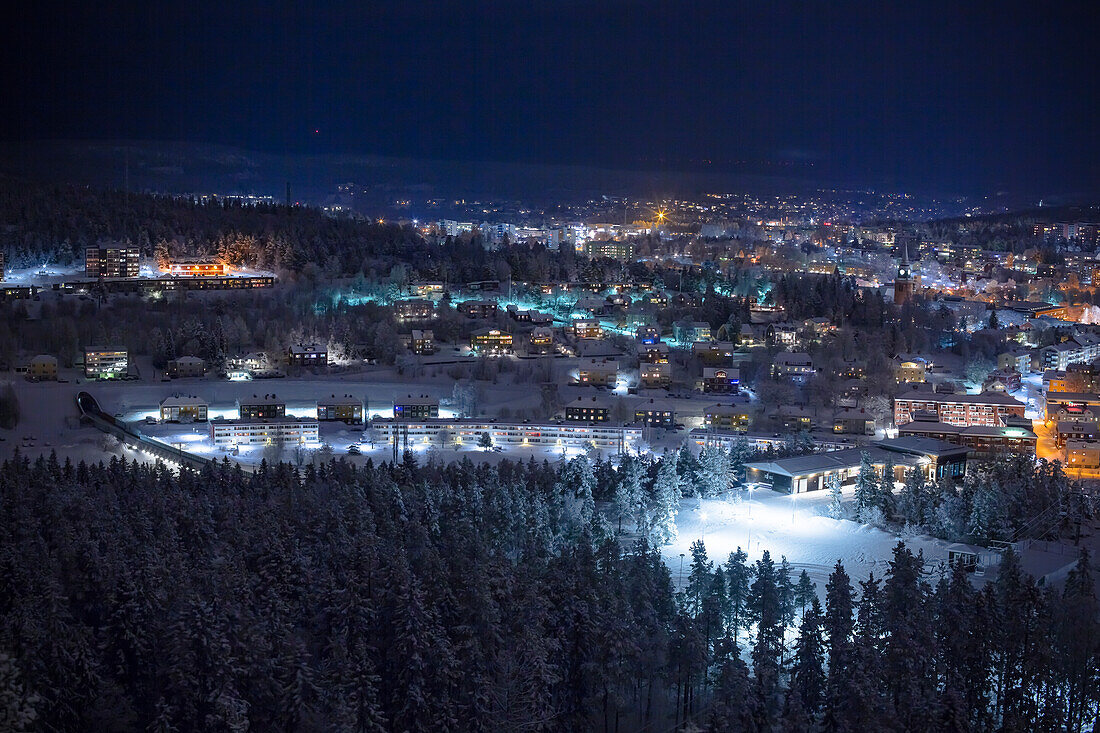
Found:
7,1 -> 1099,195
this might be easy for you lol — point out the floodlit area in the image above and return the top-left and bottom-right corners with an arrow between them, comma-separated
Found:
662,490 -> 961,591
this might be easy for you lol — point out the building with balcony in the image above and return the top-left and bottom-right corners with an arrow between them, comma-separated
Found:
211,418 -> 319,447
394,299 -> 435,320
85,245 -> 139,279
83,346 -> 128,379
703,404 -> 751,432
633,398 -> 675,427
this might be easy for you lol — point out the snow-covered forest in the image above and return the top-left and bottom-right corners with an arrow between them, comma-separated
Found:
1,450 -> 1097,731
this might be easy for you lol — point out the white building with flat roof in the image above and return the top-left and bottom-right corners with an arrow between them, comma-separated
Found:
211,418 -> 319,447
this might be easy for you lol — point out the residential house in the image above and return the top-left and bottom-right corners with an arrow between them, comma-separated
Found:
698,367 -> 740,394
572,318 -> 604,340
772,352 -> 814,382
238,394 -> 286,420
166,356 -> 205,379
675,321 -> 712,344
565,395 -> 613,423
317,395 -> 363,424
528,327 -> 554,354
457,300 -> 498,319
633,398 -> 675,427
26,354 -> 58,381
576,358 -> 618,387
394,395 -> 439,420
704,404 -> 751,432
160,394 -> 209,422
471,328 -> 513,354
832,407 -> 875,435
640,362 -> 672,388
288,344 -> 328,368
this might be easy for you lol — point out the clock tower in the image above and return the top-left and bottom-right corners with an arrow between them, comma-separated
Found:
894,245 -> 914,305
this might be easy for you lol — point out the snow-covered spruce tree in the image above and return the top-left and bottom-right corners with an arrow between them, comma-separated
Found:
697,445 -> 730,498
898,466 -> 927,526
612,454 -> 644,533
724,548 -> 753,645
648,455 -> 681,545
826,473 -> 844,519
853,451 -> 878,523
877,456 -> 897,518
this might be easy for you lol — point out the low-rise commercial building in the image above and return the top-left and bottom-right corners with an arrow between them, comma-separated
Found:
698,367 -> 740,394
165,258 -> 229,277
745,437 -> 969,494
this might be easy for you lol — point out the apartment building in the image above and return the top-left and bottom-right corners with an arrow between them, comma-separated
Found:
160,395 -> 209,422
394,395 -> 439,420
211,418 -> 319,447
317,395 -> 363,424
85,245 -> 140,279
83,346 -> 128,379
238,394 -> 286,420
893,388 -> 1025,427
471,328 -> 513,354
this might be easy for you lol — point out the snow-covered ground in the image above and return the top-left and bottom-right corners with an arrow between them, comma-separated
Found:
662,490 -> 959,592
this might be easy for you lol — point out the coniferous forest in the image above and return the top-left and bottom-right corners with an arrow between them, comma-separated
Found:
1,451 -> 1098,732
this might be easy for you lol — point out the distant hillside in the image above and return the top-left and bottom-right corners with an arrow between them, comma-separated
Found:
0,140 -> 817,208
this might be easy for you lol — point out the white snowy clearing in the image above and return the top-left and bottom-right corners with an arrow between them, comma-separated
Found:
663,490 -> 964,593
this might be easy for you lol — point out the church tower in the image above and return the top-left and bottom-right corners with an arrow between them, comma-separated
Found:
894,245 -> 914,304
